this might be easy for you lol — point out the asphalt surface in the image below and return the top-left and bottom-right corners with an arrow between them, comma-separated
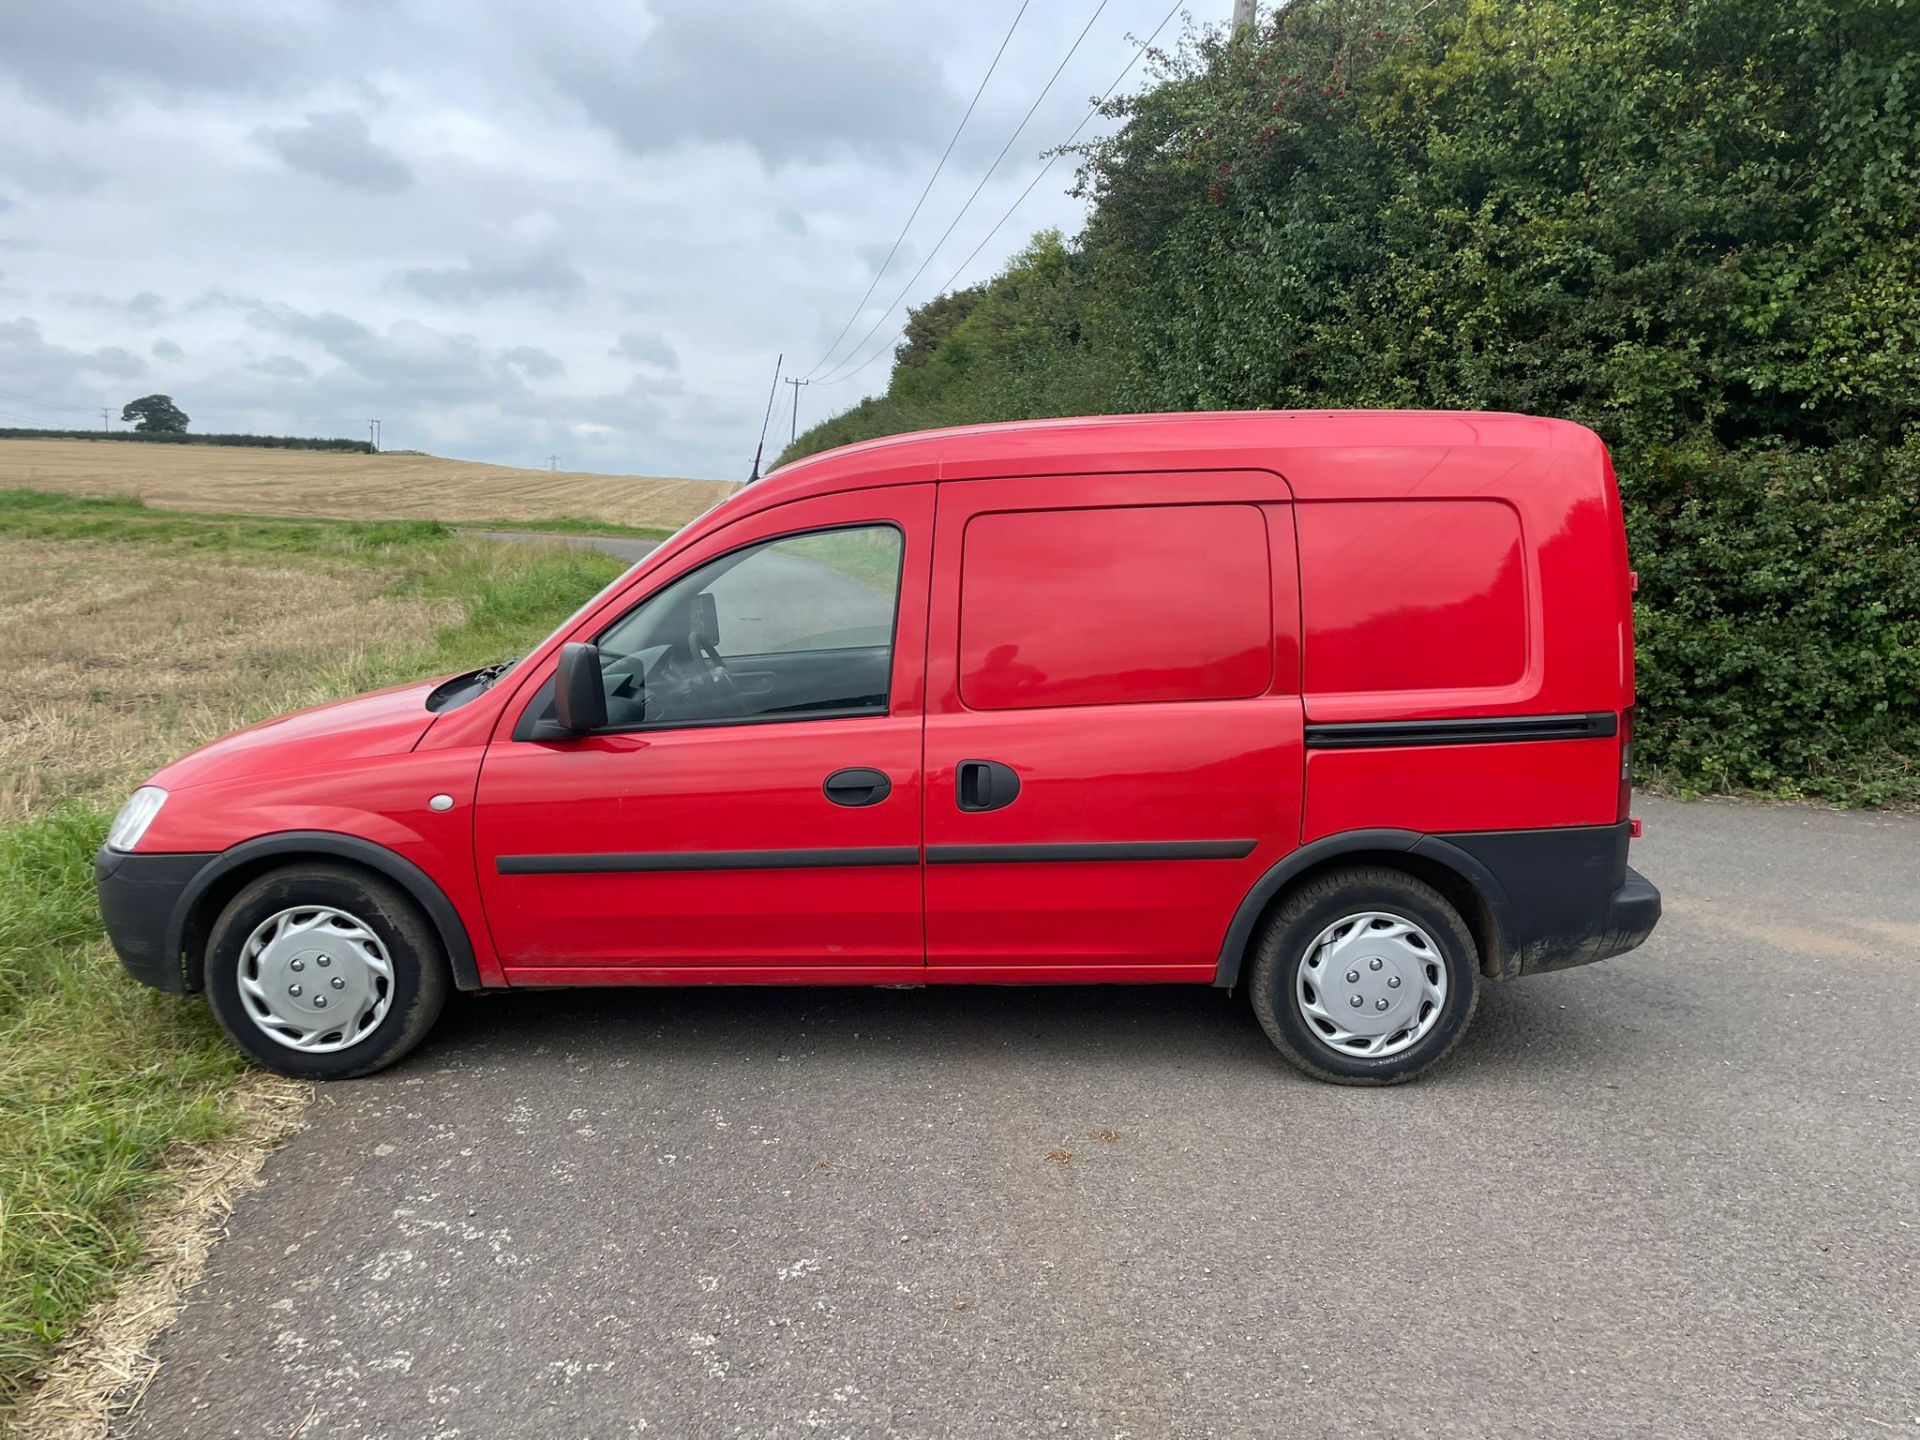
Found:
469,530 -> 662,564
118,797 -> 1919,1439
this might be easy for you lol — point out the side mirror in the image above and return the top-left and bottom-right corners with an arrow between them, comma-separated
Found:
552,642 -> 608,734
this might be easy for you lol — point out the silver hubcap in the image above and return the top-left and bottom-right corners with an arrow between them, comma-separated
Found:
237,905 -> 394,1054
1295,910 -> 1448,1059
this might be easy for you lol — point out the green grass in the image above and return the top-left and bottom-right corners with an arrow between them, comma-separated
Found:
0,499 -> 622,1415
0,487 -> 455,558
0,489 -> 679,545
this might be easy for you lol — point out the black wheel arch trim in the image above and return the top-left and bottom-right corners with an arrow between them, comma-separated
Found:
168,831 -> 483,993
1212,829 -> 1518,989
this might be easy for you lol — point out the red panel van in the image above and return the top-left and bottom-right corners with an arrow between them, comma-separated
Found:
97,412 -> 1660,1085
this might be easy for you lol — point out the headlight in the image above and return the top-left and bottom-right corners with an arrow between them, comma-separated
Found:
107,786 -> 168,852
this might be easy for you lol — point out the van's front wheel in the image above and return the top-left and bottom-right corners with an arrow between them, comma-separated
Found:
204,863 -> 449,1080
1248,867 -> 1480,1085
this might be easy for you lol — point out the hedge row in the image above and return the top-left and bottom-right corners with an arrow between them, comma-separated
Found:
0,428 -> 373,453
782,0 -> 1920,803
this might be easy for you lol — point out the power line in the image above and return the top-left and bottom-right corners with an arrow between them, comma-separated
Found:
800,0 -> 1033,381
0,385 -> 102,415
811,0 -> 1115,387
816,0 -> 1185,388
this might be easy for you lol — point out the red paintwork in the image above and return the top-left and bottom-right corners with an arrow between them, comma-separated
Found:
473,485 -> 933,971
959,503 -> 1273,709
924,472 -> 1302,971
129,411 -> 1637,990
1298,499 -> 1527,695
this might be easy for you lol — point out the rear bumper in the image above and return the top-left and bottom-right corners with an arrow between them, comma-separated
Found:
1439,822 -> 1661,976
95,846 -> 214,993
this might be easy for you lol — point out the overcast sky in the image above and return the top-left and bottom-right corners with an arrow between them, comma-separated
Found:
0,0 -> 1193,480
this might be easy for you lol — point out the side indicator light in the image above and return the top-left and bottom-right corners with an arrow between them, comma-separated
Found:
1629,817 -> 1643,838
1628,570 -> 1639,594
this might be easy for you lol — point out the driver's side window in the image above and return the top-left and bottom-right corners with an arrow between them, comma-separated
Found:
586,524 -> 903,730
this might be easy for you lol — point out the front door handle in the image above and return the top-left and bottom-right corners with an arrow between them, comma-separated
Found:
956,759 -> 1020,812
824,767 -> 891,807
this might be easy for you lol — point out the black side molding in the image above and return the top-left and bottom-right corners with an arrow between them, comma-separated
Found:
1304,712 -> 1617,749
927,840 -> 1255,865
498,847 -> 919,875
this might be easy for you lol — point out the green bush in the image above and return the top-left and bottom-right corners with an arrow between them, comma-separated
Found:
780,0 -> 1920,802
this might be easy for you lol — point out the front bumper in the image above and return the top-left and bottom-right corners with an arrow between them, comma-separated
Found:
95,846 -> 215,993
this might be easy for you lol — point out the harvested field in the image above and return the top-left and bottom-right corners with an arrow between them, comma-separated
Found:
0,439 -> 735,531
0,535 -> 459,820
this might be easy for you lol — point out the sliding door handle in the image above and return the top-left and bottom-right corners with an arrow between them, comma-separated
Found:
956,759 -> 1020,812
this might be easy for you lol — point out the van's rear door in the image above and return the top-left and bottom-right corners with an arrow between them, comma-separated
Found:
921,471 -> 1303,979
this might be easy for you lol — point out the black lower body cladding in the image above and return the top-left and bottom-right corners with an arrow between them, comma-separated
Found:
94,846 -> 214,993
1440,822 -> 1660,974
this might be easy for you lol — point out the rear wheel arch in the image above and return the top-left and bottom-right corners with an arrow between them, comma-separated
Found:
170,832 -> 482,993
1215,830 -> 1517,989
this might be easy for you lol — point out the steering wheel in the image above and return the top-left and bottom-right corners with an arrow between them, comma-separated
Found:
642,637 -> 748,723
694,634 -> 747,715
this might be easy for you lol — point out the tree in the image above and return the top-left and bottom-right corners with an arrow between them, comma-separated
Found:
121,394 -> 189,434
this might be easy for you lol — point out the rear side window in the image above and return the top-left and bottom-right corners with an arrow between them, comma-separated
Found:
959,504 -> 1272,710
1297,499 -> 1526,694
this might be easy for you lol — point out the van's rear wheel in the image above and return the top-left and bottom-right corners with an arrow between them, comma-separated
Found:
1248,867 -> 1480,1085
204,864 -> 449,1080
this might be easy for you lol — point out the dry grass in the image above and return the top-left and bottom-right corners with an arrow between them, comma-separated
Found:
0,439 -> 735,530
9,1073 -> 308,1440
0,537 -> 460,821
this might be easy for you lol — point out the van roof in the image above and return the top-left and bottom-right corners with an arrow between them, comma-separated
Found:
748,410 -> 1604,510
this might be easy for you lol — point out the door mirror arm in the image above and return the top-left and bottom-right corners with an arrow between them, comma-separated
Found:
551,642 -> 609,734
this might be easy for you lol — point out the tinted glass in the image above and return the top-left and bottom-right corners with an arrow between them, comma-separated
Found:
581,525 -> 902,729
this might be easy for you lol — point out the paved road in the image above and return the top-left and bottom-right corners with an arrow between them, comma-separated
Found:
470,530 -> 662,564
119,798 -> 1919,1439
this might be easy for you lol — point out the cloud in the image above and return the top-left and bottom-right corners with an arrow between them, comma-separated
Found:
0,1 -> 1137,477
503,345 -> 565,379
255,111 -> 413,194
0,2 -> 301,115
0,194 -> 14,214
552,0 -> 953,167
611,329 -> 678,370
87,345 -> 147,378
62,291 -> 166,327
250,353 -> 311,378
0,316 -> 146,386
858,240 -> 910,276
398,247 -> 585,305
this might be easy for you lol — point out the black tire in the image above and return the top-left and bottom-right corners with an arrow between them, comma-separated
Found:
1247,866 -> 1480,1085
204,863 -> 450,1080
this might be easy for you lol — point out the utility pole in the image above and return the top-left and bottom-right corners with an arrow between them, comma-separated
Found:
1233,0 -> 1256,35
369,419 -> 381,452
749,351 -> 782,482
101,407 -> 109,433
547,454 -> 559,472
784,376 -> 810,445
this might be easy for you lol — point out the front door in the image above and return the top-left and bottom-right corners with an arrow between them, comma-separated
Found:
474,486 -> 933,981
922,472 -> 1305,979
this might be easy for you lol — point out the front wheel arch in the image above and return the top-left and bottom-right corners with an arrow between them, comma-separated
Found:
170,832 -> 482,993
